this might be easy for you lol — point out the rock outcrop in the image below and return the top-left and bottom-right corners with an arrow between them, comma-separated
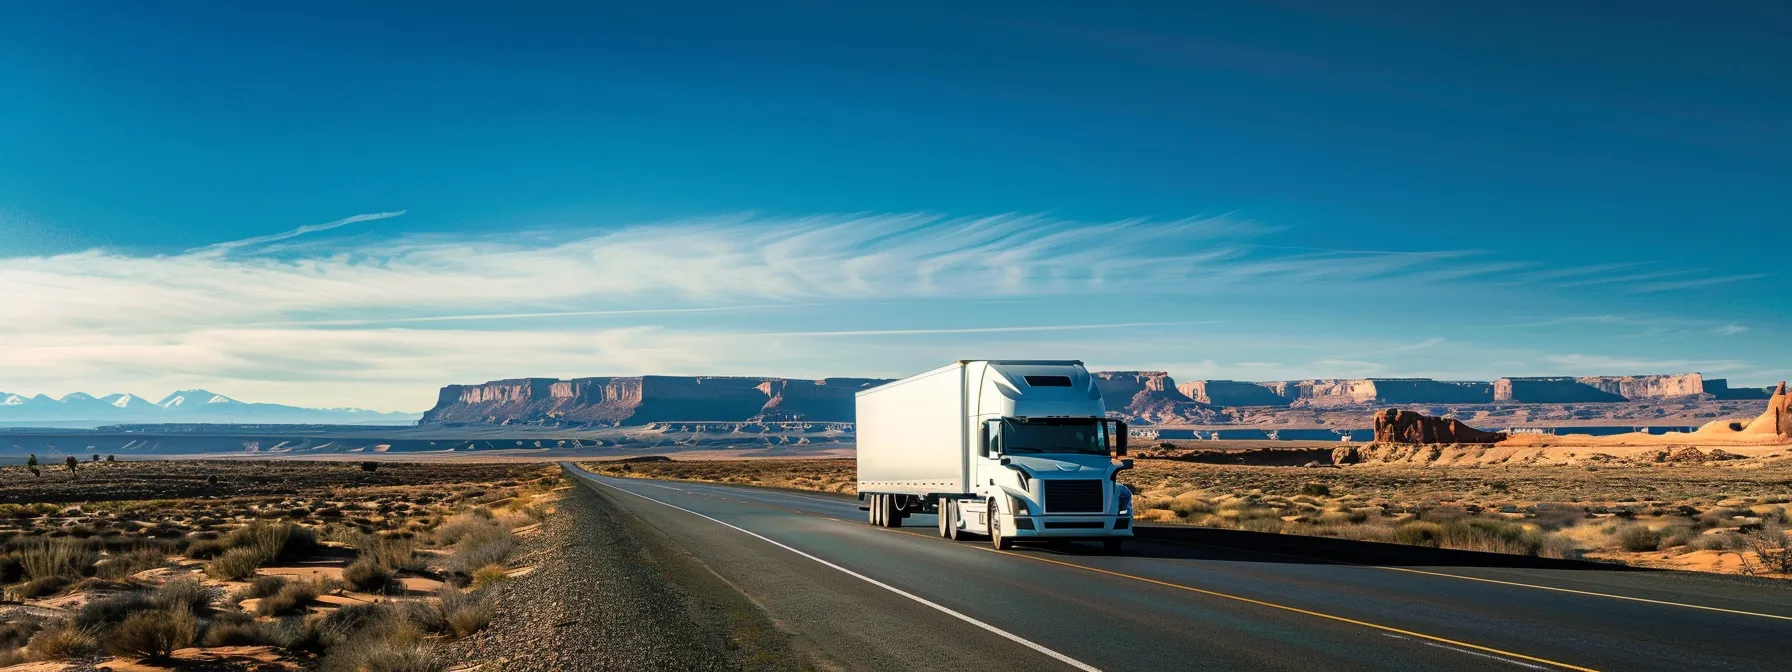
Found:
1372,408 -> 1507,445
421,376 -> 888,426
1772,382 -> 1791,440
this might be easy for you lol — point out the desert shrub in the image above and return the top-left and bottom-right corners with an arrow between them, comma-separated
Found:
25,621 -> 101,660
74,591 -> 154,629
224,521 -> 318,562
362,461 -> 380,472
155,576 -> 220,615
1693,531 -> 1744,551
19,539 -> 97,581
354,534 -> 420,572
430,513 -> 495,546
1168,493 -> 1214,518
445,524 -> 517,575
207,547 -> 267,580
14,575 -> 73,599
256,580 -> 320,617
1617,525 -> 1663,552
1393,521 -> 1445,547
185,537 -> 228,560
1300,483 -> 1331,497
0,615 -> 44,651
344,559 -> 397,593
1657,526 -> 1697,550
235,574 -> 289,601
318,630 -> 444,672
201,613 -> 279,647
96,547 -> 169,579
470,564 -> 507,591
433,586 -> 491,639
108,608 -> 196,660
0,554 -> 23,583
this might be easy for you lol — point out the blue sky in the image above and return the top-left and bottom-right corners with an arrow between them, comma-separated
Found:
1,1 -> 1786,410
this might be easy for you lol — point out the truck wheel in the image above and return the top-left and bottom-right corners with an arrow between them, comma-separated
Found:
885,495 -> 902,528
989,499 -> 1011,550
938,497 -> 951,538
869,494 -> 882,526
946,500 -> 961,540
1103,538 -> 1124,554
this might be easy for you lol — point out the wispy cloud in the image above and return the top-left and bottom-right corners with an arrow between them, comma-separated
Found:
195,211 -> 408,254
1628,274 -> 1773,293
1719,324 -> 1749,336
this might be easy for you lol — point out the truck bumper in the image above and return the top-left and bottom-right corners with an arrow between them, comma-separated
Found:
1009,514 -> 1134,538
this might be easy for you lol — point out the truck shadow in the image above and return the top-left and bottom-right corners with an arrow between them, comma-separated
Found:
1039,525 -> 1646,571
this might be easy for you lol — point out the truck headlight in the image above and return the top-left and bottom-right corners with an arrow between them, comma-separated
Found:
1117,486 -> 1133,514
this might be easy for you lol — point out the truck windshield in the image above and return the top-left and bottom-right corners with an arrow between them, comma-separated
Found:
1000,419 -> 1106,456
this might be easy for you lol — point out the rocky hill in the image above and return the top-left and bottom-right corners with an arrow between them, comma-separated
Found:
420,376 -> 889,427
419,371 -> 1775,429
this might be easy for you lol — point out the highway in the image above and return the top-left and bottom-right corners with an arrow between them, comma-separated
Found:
563,465 -> 1792,671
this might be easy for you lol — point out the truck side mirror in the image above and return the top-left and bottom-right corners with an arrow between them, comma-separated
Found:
1115,421 -> 1128,457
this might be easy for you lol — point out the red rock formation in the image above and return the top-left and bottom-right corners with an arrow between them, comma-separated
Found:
1092,372 -> 1220,424
1372,408 -> 1507,444
1772,382 -> 1790,440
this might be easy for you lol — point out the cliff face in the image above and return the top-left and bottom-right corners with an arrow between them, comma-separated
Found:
1091,372 -> 1221,425
1178,380 -> 1291,406
1493,377 -> 1628,403
1577,373 -> 1705,399
422,376 -> 888,426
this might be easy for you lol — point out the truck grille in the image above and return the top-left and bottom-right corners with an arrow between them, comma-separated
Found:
1043,480 -> 1104,513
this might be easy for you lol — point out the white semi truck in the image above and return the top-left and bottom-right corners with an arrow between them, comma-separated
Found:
855,360 -> 1134,551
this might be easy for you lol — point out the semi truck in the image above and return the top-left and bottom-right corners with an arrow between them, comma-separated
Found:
855,360 -> 1133,551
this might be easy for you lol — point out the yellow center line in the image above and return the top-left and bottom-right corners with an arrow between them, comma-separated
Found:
1142,534 -> 1792,622
876,527 -> 1596,672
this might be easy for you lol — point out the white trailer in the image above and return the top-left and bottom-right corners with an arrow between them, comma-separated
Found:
856,360 -> 1133,551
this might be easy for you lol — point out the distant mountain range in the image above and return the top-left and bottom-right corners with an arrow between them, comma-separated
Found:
0,389 -> 420,428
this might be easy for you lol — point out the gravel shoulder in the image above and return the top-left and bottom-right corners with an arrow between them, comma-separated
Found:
449,470 -> 824,671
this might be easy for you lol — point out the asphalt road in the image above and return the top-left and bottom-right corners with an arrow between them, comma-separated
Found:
563,465 -> 1792,671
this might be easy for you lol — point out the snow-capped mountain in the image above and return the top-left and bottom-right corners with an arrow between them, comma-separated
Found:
0,389 -> 420,427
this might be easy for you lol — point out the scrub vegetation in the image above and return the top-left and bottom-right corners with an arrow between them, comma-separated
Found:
0,460 -> 561,670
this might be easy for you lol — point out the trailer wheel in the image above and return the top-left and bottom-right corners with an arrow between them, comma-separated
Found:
946,499 -> 961,540
884,494 -> 902,528
989,499 -> 1011,550
869,494 -> 882,526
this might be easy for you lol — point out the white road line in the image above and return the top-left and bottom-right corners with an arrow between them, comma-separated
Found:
1381,634 -> 1549,670
575,471 -> 1103,672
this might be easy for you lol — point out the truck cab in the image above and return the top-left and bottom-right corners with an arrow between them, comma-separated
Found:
956,362 -> 1132,550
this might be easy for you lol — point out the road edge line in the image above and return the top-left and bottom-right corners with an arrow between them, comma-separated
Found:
569,466 -> 1104,672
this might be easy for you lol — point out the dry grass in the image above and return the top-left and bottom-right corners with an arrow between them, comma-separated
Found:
0,460 -> 562,668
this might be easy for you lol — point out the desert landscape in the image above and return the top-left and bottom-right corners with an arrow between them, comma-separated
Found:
581,382 -> 1792,580
0,460 -> 562,671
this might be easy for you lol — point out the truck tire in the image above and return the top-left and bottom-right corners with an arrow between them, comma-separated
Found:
869,494 -> 882,526
1103,538 -> 1124,553
989,499 -> 1011,550
937,497 -> 950,537
885,494 -> 902,528
946,500 -> 961,540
